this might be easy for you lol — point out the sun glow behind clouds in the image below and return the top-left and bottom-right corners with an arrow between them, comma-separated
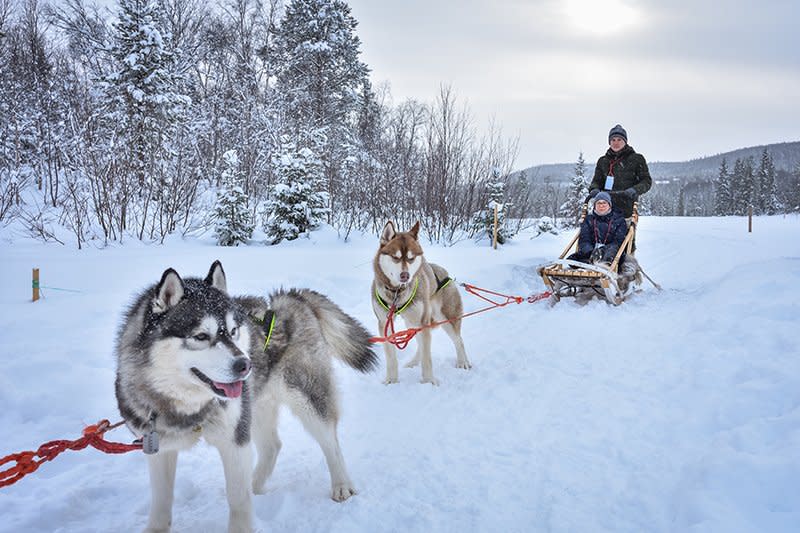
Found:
563,0 -> 642,35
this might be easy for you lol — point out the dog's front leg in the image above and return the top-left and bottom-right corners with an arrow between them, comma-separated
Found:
144,450 -> 178,533
216,442 -> 254,533
380,319 -> 399,384
442,321 -> 471,370
418,328 -> 439,386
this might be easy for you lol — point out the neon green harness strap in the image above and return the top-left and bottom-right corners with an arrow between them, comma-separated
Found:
263,312 -> 276,351
375,277 -> 419,314
251,310 -> 277,351
435,276 -> 453,292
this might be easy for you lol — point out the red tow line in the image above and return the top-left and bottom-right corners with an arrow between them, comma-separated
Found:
370,283 -> 551,349
0,419 -> 142,488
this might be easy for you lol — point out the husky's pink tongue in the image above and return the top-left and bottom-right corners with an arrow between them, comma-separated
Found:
214,380 -> 243,398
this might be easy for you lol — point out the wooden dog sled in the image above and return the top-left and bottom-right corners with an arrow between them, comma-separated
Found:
538,202 -> 644,305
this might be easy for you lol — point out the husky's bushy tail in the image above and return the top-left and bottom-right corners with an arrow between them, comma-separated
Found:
274,289 -> 378,373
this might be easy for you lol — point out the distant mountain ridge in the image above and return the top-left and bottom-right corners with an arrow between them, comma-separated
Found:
516,141 -> 800,183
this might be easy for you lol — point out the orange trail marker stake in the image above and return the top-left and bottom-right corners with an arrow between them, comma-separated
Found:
32,268 -> 39,302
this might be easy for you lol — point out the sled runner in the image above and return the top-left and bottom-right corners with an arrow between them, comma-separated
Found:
537,201 -> 643,306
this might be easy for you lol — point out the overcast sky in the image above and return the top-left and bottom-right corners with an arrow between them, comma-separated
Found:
347,0 -> 800,167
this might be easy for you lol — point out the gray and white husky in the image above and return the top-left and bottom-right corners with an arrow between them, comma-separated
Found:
371,221 -> 471,385
115,261 -> 377,533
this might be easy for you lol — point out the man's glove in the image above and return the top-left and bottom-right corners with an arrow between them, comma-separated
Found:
590,245 -> 605,263
622,187 -> 638,199
588,188 -> 600,198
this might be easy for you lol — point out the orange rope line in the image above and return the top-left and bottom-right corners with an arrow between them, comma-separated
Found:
370,283 -> 551,349
0,420 -> 141,488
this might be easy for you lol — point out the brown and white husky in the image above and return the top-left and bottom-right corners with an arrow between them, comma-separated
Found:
371,221 -> 471,385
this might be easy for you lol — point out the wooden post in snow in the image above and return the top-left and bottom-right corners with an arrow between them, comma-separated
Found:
32,268 -> 40,302
492,204 -> 499,250
748,206 -> 753,233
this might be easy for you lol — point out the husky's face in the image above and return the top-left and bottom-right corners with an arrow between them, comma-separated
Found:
377,221 -> 424,286
146,261 -> 253,403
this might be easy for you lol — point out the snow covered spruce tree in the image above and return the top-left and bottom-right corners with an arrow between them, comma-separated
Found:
101,0 -> 190,238
263,136 -> 330,244
214,150 -> 254,246
757,148 -> 779,215
559,152 -> 588,227
272,0 -> 371,221
676,184 -> 686,216
713,157 -> 732,215
470,179 -> 511,245
786,162 -> 800,213
730,156 -> 756,215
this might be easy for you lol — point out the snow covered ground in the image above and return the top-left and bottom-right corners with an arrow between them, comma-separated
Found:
0,215 -> 798,533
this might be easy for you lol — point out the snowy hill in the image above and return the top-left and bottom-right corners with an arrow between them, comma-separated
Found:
0,216 -> 798,532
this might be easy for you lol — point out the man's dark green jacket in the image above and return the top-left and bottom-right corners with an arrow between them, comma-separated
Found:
591,145 -> 652,217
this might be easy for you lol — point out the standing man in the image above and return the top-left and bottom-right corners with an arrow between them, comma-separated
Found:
589,124 -> 652,219
589,124 -> 652,252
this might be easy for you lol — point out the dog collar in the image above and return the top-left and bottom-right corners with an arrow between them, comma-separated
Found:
134,411 -> 202,454
375,277 -> 419,314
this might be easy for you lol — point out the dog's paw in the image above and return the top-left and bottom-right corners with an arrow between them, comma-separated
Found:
456,360 -> 472,370
420,376 -> 440,386
383,376 -> 398,385
144,517 -> 172,533
228,523 -> 253,533
331,483 -> 357,502
227,510 -> 254,533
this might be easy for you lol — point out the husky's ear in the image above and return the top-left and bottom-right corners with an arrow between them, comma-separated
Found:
409,221 -> 420,241
380,221 -> 397,245
205,260 -> 227,293
153,269 -> 184,313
